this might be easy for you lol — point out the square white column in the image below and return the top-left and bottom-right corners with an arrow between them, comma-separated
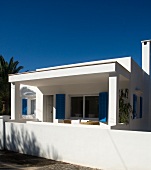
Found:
11,83 -> 15,119
11,83 -> 22,120
36,88 -> 44,121
108,75 -> 119,126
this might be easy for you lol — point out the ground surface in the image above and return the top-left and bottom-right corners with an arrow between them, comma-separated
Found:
0,150 -> 101,170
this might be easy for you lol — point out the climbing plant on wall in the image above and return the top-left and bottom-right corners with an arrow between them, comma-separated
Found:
119,89 -> 132,124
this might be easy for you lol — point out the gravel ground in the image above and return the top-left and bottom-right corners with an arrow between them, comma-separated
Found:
0,150 -> 101,170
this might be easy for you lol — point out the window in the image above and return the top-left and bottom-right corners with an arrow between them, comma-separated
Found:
85,96 -> 99,118
71,97 -> 83,117
71,96 -> 99,119
140,97 -> 143,118
22,98 -> 36,116
31,99 -> 36,114
133,94 -> 143,119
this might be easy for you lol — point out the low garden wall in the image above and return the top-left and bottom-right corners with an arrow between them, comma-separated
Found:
0,118 -> 151,170
0,116 -> 10,150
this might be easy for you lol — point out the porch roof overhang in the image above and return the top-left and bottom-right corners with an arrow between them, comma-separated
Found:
9,61 -> 130,86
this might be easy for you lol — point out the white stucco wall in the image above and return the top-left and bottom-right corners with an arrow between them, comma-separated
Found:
38,82 -> 109,120
11,83 -> 22,120
19,76 -> 129,123
112,59 -> 151,131
37,80 -> 127,122
11,84 -> 37,120
0,116 -> 10,149
130,60 -> 150,131
0,117 -> 4,149
20,84 -> 37,96
4,121 -> 151,170
36,88 -> 44,121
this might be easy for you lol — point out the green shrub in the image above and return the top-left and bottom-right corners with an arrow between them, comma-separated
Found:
119,89 -> 132,124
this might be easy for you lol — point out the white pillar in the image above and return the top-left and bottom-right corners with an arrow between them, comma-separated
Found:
36,88 -> 44,121
108,75 -> 119,126
11,83 -> 22,120
11,83 -> 15,119
53,94 -> 57,123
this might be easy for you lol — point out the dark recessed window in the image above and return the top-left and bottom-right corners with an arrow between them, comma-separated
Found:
144,42 -> 147,45
71,97 -> 83,117
85,96 -> 99,118
71,96 -> 99,118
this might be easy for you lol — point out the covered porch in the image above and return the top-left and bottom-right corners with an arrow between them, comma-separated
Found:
9,61 -> 130,126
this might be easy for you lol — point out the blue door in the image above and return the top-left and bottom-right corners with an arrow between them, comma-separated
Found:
56,94 -> 65,119
99,92 -> 108,122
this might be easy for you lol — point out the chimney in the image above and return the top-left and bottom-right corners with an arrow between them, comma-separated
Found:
141,40 -> 151,75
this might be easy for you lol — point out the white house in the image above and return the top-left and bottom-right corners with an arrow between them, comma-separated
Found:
9,40 -> 151,131
1,39 -> 151,170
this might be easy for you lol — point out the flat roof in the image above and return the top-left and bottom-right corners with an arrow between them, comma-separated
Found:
36,56 -> 131,72
9,61 -> 130,84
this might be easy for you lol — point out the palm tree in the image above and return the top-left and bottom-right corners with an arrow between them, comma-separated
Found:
0,56 -> 23,115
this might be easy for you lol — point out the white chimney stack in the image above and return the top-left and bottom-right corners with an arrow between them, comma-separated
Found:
141,40 -> 151,75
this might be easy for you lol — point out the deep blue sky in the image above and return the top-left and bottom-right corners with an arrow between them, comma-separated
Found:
0,0 -> 151,71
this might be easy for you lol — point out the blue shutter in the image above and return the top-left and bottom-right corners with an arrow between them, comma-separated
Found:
140,97 -> 143,118
99,92 -> 108,122
22,99 -> 27,115
56,94 -> 65,119
133,94 -> 137,119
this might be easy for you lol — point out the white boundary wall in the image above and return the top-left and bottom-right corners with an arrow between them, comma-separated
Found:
0,116 -> 10,149
0,117 -> 4,150
2,121 -> 151,170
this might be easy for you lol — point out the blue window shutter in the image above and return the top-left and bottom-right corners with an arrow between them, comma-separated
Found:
140,97 -> 143,118
56,94 -> 65,119
99,92 -> 108,122
22,99 -> 27,115
133,94 -> 137,119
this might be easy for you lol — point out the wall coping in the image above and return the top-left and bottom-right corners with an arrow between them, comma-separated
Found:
0,115 -> 11,121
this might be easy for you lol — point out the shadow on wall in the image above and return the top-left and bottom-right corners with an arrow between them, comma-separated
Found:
5,123 -> 61,161
46,145 -> 61,161
20,87 -> 36,98
5,124 -> 40,156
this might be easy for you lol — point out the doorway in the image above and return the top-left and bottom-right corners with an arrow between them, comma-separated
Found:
44,95 -> 53,122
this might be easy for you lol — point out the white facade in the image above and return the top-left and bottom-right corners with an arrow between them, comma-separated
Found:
8,40 -> 151,131
1,39 -> 151,169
